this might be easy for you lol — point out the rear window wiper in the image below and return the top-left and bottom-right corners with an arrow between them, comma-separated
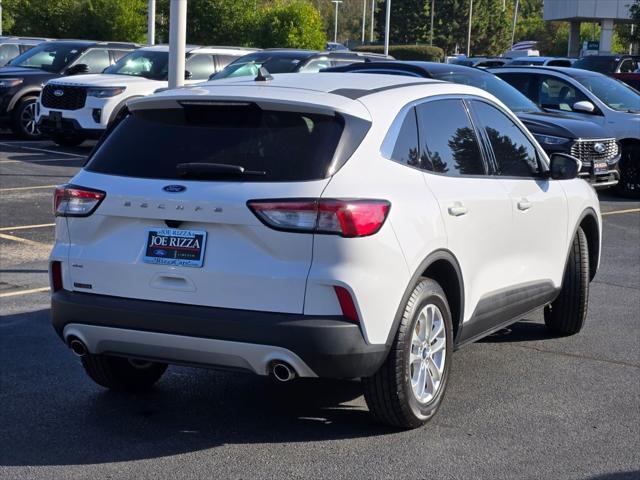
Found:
176,162 -> 266,179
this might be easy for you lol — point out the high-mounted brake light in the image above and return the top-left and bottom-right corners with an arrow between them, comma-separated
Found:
54,185 -> 106,217
247,199 -> 390,238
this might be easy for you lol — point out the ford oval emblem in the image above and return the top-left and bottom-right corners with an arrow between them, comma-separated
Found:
163,185 -> 186,193
53,89 -> 64,97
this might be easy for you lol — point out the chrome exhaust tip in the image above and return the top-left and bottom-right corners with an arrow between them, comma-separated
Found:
68,337 -> 88,357
270,361 -> 296,382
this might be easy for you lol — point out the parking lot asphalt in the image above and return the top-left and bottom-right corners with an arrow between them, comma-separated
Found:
0,136 -> 638,480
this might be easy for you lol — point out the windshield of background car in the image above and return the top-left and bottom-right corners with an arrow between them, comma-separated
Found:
8,43 -> 82,72
103,50 -> 169,80
572,56 -> 618,74
213,55 -> 306,79
430,70 -> 541,113
86,104 -> 345,182
574,75 -> 640,112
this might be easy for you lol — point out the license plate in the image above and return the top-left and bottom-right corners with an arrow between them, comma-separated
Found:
591,161 -> 608,176
143,228 -> 207,268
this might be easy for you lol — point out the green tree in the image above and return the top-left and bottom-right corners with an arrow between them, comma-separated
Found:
254,0 -> 326,49
74,0 -> 147,43
374,0 -> 429,45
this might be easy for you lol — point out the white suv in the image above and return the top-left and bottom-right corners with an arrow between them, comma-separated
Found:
37,45 -> 257,146
50,73 -> 601,428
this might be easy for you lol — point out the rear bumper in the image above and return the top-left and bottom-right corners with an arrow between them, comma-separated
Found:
51,290 -> 388,379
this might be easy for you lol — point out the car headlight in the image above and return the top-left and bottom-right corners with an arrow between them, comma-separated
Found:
533,134 -> 572,146
0,78 -> 24,88
87,86 -> 126,98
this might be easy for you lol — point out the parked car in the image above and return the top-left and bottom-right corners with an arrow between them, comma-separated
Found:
50,72 -> 600,429
210,49 -> 391,80
0,36 -> 50,66
326,61 -> 620,189
507,56 -> 574,67
0,40 -> 138,139
491,66 -> 640,197
450,56 -> 508,68
572,54 -> 640,90
37,45 -> 256,146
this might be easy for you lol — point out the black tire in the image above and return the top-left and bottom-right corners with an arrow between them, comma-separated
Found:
81,354 -> 167,392
544,227 -> 589,336
363,278 -> 453,429
11,96 -> 42,139
614,143 -> 640,199
52,134 -> 86,147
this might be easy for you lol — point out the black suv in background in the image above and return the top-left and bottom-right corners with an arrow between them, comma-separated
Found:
0,37 -> 50,65
0,40 -> 138,138
326,61 -> 621,189
210,49 -> 391,80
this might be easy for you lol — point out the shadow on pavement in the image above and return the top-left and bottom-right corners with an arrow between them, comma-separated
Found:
0,309 -> 395,467
479,319 -> 553,344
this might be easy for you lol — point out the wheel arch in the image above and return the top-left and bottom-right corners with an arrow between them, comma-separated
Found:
7,88 -> 41,112
577,209 -> 600,281
386,249 -> 465,346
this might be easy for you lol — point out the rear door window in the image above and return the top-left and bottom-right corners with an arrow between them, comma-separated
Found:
86,104 -> 345,182
76,48 -> 111,73
415,99 -> 486,176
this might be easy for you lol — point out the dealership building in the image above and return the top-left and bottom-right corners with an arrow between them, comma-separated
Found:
544,0 -> 636,56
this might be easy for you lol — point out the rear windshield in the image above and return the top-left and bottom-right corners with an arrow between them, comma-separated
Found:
86,104 -> 345,182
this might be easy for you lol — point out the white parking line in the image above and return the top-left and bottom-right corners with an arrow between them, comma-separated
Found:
0,286 -> 50,298
0,142 -> 85,158
0,223 -> 55,232
0,157 -> 84,164
0,185 -> 56,192
0,232 -> 45,246
602,208 -> 640,216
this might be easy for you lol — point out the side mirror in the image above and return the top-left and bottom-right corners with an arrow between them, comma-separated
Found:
184,70 -> 192,80
65,63 -> 90,76
572,100 -> 595,113
549,153 -> 582,180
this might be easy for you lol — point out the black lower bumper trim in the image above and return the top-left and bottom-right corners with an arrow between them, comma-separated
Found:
38,118 -> 103,139
51,290 -> 388,378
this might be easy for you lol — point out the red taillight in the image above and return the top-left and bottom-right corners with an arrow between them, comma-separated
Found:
51,261 -> 63,292
334,286 -> 359,323
247,199 -> 390,238
54,184 -> 105,217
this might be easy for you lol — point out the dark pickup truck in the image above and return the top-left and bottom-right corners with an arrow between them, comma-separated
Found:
572,55 -> 640,90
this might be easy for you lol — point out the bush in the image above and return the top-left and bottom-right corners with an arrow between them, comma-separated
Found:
254,0 -> 326,50
354,44 -> 444,62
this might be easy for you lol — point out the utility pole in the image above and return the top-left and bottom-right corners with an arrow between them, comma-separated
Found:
147,0 -> 156,46
384,0 -> 391,56
466,0 -> 473,57
370,0 -> 375,43
510,0 -> 519,49
168,0 -> 187,89
332,0 -> 343,44
430,0 -> 435,46
362,0 -> 367,43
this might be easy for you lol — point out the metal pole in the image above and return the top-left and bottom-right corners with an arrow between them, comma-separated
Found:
510,0 -> 519,49
332,1 -> 342,44
168,0 -> 187,89
430,0 -> 435,46
384,0 -> 391,56
466,0 -> 473,57
362,0 -> 367,43
0,0 -> 3,36
370,0 -> 375,42
147,0 -> 156,46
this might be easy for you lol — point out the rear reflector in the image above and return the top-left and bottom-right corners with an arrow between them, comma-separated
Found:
50,261 -> 63,292
334,286 -> 359,324
54,184 -> 106,217
247,199 -> 390,237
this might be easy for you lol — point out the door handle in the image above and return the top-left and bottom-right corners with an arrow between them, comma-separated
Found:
517,199 -> 532,211
447,203 -> 468,217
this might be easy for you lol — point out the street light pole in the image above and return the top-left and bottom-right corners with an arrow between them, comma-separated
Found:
466,0 -> 473,57
370,0 -> 375,43
384,0 -> 391,56
510,0 -> 520,48
361,0 -> 367,43
430,0 -> 435,46
147,0 -> 156,46
168,0 -> 187,89
332,0 -> 343,44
